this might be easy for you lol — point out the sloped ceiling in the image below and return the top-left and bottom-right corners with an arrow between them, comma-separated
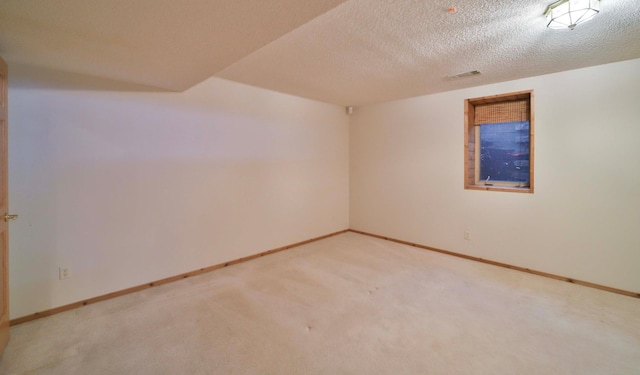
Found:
0,0 -> 348,91
1,0 -> 639,105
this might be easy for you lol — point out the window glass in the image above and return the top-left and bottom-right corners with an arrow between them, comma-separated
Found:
479,121 -> 530,184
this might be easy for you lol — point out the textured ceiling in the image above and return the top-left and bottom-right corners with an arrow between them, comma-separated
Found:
1,0 -> 639,105
0,0 -> 347,91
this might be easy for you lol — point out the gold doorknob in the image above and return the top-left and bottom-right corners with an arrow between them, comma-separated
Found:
3,214 -> 18,222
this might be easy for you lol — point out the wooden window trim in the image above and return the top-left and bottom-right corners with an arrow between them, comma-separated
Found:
464,90 -> 534,193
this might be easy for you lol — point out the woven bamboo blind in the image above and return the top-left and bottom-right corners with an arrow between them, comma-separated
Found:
474,99 -> 529,125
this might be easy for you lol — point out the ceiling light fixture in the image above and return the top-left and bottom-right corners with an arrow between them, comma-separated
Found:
544,0 -> 600,30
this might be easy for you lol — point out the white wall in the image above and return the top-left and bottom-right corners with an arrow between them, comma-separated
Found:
9,58 -> 640,320
350,58 -> 640,293
8,66 -> 350,319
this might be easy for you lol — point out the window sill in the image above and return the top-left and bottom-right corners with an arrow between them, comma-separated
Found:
465,185 -> 533,194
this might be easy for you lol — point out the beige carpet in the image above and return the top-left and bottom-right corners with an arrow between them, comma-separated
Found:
1,232 -> 639,374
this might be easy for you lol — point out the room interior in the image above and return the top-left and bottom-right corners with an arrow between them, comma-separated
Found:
0,0 -> 639,372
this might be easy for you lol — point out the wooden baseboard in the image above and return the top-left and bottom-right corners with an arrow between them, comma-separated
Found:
13,228 -> 637,326
10,230 -> 349,326
349,229 -> 640,299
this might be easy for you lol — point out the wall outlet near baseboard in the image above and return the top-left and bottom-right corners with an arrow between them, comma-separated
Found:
59,267 -> 70,280
464,231 -> 471,240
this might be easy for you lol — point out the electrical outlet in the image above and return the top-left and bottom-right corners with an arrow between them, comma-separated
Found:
464,231 -> 471,240
59,267 -> 70,280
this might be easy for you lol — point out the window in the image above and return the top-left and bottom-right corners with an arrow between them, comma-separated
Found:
464,90 -> 534,193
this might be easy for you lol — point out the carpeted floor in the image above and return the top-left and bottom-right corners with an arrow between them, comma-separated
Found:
1,232 -> 639,374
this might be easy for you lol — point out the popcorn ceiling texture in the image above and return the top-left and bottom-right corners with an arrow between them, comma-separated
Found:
218,0 -> 640,105
1,0 -> 639,104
